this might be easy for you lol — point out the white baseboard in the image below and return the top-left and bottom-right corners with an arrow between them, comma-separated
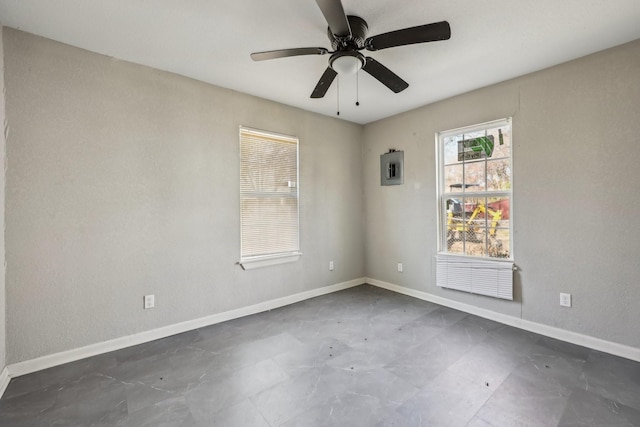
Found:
5,275 -> 636,401
6,278 -> 365,382
366,277 -> 640,363
0,366 -> 10,398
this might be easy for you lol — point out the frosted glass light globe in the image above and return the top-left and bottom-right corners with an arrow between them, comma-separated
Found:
332,55 -> 362,75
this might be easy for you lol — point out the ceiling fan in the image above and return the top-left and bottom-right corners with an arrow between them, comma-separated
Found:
250,0 -> 451,99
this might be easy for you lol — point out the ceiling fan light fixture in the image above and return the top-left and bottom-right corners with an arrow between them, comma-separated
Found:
330,53 -> 364,75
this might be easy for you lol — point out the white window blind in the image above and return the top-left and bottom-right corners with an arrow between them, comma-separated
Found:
436,254 -> 514,300
239,127 -> 300,266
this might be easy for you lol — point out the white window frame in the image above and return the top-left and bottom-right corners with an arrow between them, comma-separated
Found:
436,118 -> 513,260
239,126 -> 301,270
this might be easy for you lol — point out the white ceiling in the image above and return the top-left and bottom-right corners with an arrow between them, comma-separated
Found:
1,0 -> 639,124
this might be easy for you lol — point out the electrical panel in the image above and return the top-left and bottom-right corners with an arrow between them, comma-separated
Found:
380,150 -> 403,186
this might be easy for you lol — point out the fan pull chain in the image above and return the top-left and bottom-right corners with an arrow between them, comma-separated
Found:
356,71 -> 360,106
336,75 -> 340,116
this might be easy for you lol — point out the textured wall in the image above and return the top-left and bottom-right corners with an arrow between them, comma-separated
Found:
4,25 -> 639,365
3,28 -> 364,363
0,26 -> 6,371
363,39 -> 640,348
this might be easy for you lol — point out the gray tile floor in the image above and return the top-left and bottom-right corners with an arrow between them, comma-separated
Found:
2,284 -> 640,426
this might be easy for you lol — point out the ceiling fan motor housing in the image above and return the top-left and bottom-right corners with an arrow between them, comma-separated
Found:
328,15 -> 368,50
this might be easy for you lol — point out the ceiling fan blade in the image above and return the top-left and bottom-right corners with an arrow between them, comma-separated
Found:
315,0 -> 351,37
310,67 -> 338,98
251,47 -> 329,61
362,57 -> 408,93
366,21 -> 451,51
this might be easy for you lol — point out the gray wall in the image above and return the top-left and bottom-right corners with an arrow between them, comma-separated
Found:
3,26 -> 639,366
364,39 -> 640,348
0,26 -> 6,371
3,28 -> 365,364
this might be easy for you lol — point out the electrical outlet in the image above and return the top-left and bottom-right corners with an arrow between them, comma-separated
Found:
560,293 -> 571,308
397,263 -> 403,273
329,261 -> 334,271
144,294 -> 155,309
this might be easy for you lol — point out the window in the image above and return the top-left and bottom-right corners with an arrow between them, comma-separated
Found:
437,118 -> 512,259
239,127 -> 300,269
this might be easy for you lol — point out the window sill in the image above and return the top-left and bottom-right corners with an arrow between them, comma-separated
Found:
239,252 -> 302,270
